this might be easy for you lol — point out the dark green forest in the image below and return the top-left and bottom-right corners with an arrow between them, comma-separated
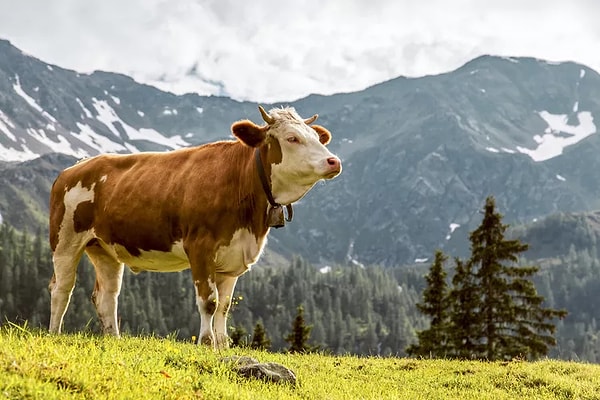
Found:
1,221 -> 600,361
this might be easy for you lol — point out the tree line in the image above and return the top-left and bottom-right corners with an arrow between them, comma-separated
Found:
0,196 -> 600,360
0,222 -> 421,355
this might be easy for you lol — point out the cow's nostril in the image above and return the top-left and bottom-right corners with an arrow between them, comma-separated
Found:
327,157 -> 340,167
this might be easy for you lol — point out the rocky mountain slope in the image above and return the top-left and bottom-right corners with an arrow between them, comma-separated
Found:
1,38 -> 600,266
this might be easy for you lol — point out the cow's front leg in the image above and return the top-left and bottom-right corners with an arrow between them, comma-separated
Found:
193,273 -> 218,347
213,274 -> 238,349
188,247 -> 220,347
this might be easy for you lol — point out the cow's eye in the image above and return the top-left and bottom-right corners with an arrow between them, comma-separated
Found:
287,136 -> 300,144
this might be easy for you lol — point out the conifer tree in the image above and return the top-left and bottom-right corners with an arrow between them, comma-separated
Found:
250,321 -> 271,350
407,250 -> 450,357
466,196 -> 567,360
447,257 -> 481,358
229,325 -> 248,347
285,305 -> 314,353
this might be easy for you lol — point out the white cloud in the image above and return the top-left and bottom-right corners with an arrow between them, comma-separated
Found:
1,0 -> 599,102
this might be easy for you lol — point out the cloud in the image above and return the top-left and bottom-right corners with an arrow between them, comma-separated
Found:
1,0 -> 599,102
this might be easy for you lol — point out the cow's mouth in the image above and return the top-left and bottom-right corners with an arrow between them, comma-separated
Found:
323,168 -> 342,179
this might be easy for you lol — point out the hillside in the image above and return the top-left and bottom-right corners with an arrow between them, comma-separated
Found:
2,326 -> 600,399
2,39 -> 600,266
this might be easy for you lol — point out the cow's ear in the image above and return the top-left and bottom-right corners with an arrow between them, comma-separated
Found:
312,125 -> 331,145
231,120 -> 267,147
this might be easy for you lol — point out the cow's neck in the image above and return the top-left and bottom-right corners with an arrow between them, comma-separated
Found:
254,146 -> 293,228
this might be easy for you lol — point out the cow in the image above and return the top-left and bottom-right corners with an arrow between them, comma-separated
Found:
48,106 -> 342,348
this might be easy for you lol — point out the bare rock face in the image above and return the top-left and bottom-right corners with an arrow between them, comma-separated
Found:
222,356 -> 297,385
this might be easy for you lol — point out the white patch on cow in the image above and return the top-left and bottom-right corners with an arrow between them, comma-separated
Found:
195,277 -> 218,345
113,240 -> 189,273
54,181 -> 97,253
99,175 -> 107,183
214,228 -> 265,276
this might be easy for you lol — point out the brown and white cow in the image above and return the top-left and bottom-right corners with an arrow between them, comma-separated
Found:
48,106 -> 341,348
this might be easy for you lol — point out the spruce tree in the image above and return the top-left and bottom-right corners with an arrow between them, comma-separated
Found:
250,321 -> 271,350
447,257 -> 481,358
407,250 -> 450,357
285,305 -> 314,353
467,196 -> 567,360
229,325 -> 248,347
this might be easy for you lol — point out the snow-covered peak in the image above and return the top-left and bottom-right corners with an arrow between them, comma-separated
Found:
0,79 -> 193,162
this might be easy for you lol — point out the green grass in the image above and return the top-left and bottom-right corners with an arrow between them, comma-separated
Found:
2,325 -> 600,399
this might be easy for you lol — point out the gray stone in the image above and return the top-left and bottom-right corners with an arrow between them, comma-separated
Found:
234,362 -> 297,385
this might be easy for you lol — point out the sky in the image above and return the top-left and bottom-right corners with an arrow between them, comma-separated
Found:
1,0 -> 599,103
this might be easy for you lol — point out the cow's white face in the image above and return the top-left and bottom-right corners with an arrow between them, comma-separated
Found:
269,117 -> 341,205
232,107 -> 342,205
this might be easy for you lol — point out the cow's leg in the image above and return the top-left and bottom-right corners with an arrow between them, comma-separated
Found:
193,274 -> 218,347
85,241 -> 124,336
213,274 -> 238,349
49,250 -> 84,333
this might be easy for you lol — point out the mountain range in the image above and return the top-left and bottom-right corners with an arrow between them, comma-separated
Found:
1,38 -> 600,266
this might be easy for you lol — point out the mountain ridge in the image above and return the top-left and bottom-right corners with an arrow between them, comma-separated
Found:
2,39 -> 600,266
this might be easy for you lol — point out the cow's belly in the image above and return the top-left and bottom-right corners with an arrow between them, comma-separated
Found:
112,240 -> 190,273
214,228 -> 266,276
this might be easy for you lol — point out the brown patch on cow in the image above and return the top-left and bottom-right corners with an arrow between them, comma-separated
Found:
266,138 -> 282,165
311,125 -> 332,145
204,298 -> 217,315
73,200 -> 95,233
231,120 -> 268,148
49,182 -> 66,251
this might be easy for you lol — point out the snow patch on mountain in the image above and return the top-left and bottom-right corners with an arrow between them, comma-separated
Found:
73,123 -> 130,154
0,110 -> 16,141
319,266 -> 332,274
76,98 -> 94,119
446,223 -> 460,240
516,111 -> 596,162
0,142 -> 37,161
91,98 -> 189,149
27,128 -> 88,158
13,75 -> 57,123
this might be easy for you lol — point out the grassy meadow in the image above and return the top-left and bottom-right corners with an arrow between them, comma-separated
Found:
2,324 -> 600,399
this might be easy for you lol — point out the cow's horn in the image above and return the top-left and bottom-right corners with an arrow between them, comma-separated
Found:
258,105 -> 275,125
304,114 -> 318,124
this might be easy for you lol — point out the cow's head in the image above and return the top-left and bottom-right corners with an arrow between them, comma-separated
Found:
232,106 -> 342,205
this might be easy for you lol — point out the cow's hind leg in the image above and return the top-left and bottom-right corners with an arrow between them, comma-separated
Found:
213,274 -> 238,349
85,240 -> 124,336
49,249 -> 85,333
